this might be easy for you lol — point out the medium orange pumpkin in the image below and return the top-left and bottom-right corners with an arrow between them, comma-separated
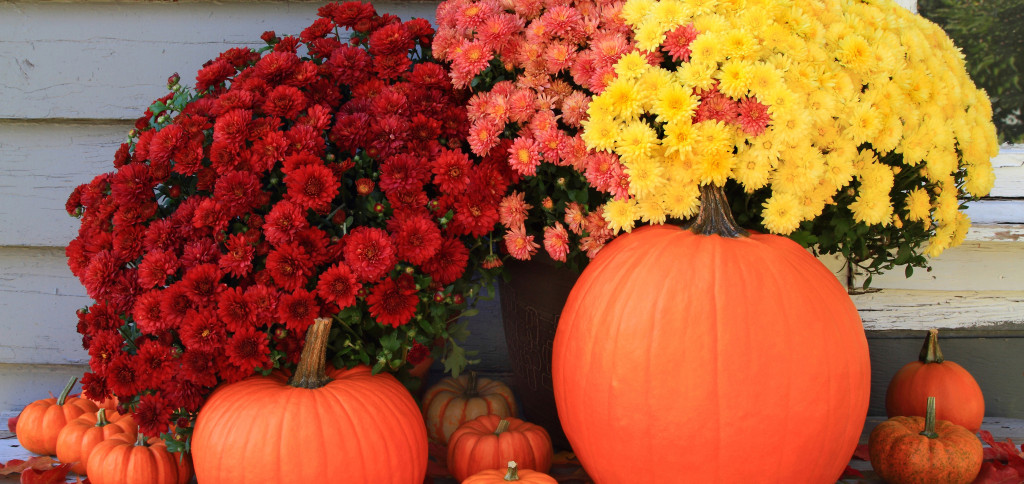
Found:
885,329 -> 984,433
86,432 -> 193,484
191,318 -> 428,483
552,186 -> 871,483
422,371 -> 517,443
17,376 -> 100,455
56,408 -> 137,475
870,397 -> 983,484
447,416 -> 553,483
463,461 -> 558,484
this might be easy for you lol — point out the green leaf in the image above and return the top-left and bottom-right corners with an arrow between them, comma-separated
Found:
443,342 -> 468,377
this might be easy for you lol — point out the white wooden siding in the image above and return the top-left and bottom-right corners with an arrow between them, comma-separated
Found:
0,0 -> 1018,413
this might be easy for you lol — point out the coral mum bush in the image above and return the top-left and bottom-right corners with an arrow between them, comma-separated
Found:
434,0 -> 638,269
65,2 -> 511,448
585,0 -> 999,280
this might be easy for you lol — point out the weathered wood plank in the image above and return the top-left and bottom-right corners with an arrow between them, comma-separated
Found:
0,1 -> 439,121
854,236 -> 1024,291
0,121 -> 126,247
854,290 -> 1024,330
989,145 -> 1024,198
0,248 -> 89,365
0,363 -> 89,422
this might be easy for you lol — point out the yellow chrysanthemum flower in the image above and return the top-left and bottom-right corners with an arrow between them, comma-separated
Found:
625,156 -> 666,199
964,160 -> 996,198
695,149 -> 735,186
661,182 -> 701,219
614,51 -> 653,81
849,189 -> 893,226
651,0 -> 690,30
925,222 -> 955,257
580,111 -> 620,152
761,192 -> 803,234
621,0 -> 657,27
734,150 -> 772,192
653,83 -> 699,125
932,188 -> 959,225
635,68 -> 673,111
662,119 -> 699,157
721,29 -> 759,60
636,197 -> 668,225
836,34 -> 874,74
693,120 -> 734,155
845,102 -> 883,145
603,198 -> 639,233
677,60 -> 719,92
904,187 -> 932,224
615,121 -> 660,164
716,60 -> 753,99
688,33 -> 726,65
592,77 -> 644,121
635,21 -> 669,52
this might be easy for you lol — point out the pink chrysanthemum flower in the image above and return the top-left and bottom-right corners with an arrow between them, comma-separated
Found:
507,89 -> 537,124
663,23 -> 699,62
468,117 -> 502,157
694,87 -> 741,124
560,91 -> 590,128
499,191 -> 532,228
543,222 -> 571,262
564,202 -> 586,235
507,137 -> 542,176
544,41 -> 577,74
737,96 -> 772,136
503,225 -> 540,260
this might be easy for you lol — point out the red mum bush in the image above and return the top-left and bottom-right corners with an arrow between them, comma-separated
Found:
65,2 -> 511,450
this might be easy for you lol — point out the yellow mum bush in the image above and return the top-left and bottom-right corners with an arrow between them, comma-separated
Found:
584,0 -> 999,278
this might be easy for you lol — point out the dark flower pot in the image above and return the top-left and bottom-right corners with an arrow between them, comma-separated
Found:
497,254 -> 580,450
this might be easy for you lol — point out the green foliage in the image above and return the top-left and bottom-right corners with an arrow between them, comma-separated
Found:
920,0 -> 1024,143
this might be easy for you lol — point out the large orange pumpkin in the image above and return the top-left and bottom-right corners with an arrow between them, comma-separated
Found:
191,317 -> 428,483
552,188 -> 871,483
422,371 -> 517,443
17,376 -> 99,455
86,432 -> 193,484
447,416 -> 552,483
56,408 -> 137,475
870,397 -> 983,484
885,329 -> 984,433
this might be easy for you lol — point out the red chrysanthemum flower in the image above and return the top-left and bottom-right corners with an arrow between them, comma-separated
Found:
181,238 -> 220,269
212,108 -> 252,146
180,264 -> 224,307
388,212 -> 442,265
245,284 -> 279,326
180,309 -> 226,350
195,59 -> 237,92
134,394 -> 173,438
265,242 -> 315,292
162,375 -> 207,413
133,290 -> 169,335
264,200 -> 309,247
86,330 -> 122,373
159,283 -> 195,327
263,85 -> 309,119
450,196 -> 501,238
366,277 -> 419,328
219,232 -> 256,279
368,22 -> 414,56
316,263 -> 362,309
694,87 -> 740,124
421,238 -> 469,286
180,348 -> 220,388
284,163 -> 340,213
226,326 -> 271,370
80,372 -> 111,403
106,353 -> 142,397
343,227 -> 397,282
277,289 -> 321,333
431,149 -> 473,193
286,124 -> 326,157
379,153 -> 430,194
216,286 -> 257,332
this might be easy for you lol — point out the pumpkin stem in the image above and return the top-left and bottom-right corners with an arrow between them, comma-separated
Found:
289,317 -> 334,389
135,431 -> 148,447
463,371 -> 479,398
919,396 -> 940,439
685,183 -> 748,238
95,408 -> 109,427
504,461 -> 520,481
495,419 -> 511,435
918,329 -> 945,364
57,376 -> 77,406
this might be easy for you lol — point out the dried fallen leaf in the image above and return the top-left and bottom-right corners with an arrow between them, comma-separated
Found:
840,465 -> 865,479
7,415 -> 17,434
972,431 -> 1024,484
973,460 -> 1022,484
851,444 -> 871,461
0,456 -> 58,476
19,463 -> 72,484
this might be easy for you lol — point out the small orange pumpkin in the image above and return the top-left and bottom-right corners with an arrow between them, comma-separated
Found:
885,329 -> 985,432
447,415 -> 553,483
56,408 -> 137,475
16,376 -> 99,455
422,371 -> 517,443
870,397 -> 983,484
86,432 -> 193,484
463,461 -> 558,484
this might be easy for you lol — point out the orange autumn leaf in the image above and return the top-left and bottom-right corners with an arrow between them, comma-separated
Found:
20,463 -> 73,484
0,456 -> 58,476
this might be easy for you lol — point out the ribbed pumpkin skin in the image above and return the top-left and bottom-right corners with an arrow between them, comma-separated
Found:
885,361 -> 984,433
869,415 -> 983,484
56,409 -> 137,475
86,433 -> 193,484
447,416 -> 553,483
17,395 -> 98,455
552,225 -> 871,483
192,364 -> 427,483
422,373 -> 517,443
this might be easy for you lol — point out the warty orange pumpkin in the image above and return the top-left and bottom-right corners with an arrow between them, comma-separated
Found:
551,184 -> 871,483
870,396 -> 983,484
16,376 -> 99,455
447,416 -> 553,483
191,317 -> 428,483
885,329 -> 984,433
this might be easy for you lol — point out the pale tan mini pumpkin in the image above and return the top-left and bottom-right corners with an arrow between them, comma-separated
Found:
422,371 -> 517,443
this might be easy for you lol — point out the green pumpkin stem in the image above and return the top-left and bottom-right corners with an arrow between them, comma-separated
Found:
504,461 -> 520,481
918,329 -> 945,364
57,376 -> 78,405
289,317 -> 334,389
95,408 -> 109,427
919,396 -> 940,439
686,183 -> 748,238
495,419 -> 511,435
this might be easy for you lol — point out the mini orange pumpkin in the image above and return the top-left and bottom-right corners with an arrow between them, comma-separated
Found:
56,408 -> 137,475
16,376 -> 99,455
885,329 -> 985,432
422,371 -> 517,443
86,431 -> 193,484
870,397 -> 983,484
447,416 -> 553,483
463,461 -> 558,483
